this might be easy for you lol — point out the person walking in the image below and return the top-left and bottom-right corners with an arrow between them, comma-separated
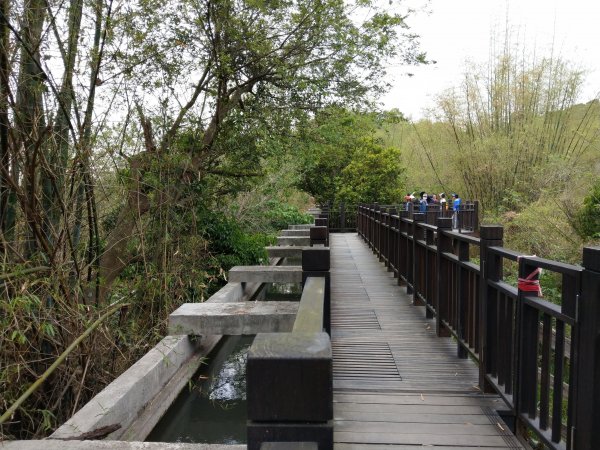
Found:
419,192 -> 428,212
439,193 -> 447,210
451,193 -> 461,229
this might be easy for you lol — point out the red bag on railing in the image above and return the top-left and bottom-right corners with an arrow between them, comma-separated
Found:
517,256 -> 543,297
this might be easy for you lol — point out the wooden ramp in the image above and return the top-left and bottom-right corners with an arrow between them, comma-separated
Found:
330,233 -> 522,449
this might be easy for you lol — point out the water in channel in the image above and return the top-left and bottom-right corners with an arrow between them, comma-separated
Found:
253,256 -> 303,301
146,335 -> 255,444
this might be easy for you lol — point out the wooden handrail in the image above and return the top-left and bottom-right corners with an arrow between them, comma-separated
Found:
356,202 -> 600,450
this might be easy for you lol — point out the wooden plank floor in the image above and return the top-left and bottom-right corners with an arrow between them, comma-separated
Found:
330,233 -> 523,449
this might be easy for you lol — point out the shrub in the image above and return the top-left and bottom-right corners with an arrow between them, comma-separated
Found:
262,200 -> 313,231
575,179 -> 600,239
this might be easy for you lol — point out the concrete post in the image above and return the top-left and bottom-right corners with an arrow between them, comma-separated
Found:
302,248 -> 330,335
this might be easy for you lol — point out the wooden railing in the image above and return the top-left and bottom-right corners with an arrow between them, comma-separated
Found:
318,201 -> 479,232
357,204 -> 600,450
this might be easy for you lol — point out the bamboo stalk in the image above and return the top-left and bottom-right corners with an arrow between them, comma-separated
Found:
0,265 -> 50,282
0,302 -> 128,426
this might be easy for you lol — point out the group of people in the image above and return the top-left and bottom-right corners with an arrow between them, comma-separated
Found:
403,191 -> 462,229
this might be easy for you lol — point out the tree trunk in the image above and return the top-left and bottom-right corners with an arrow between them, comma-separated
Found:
0,0 -> 11,251
41,0 -> 84,244
15,0 -> 47,257
95,155 -> 149,302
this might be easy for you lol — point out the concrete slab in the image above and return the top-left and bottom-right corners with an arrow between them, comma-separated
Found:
168,301 -> 299,335
2,442 -> 245,450
293,277 -> 325,333
289,224 -> 313,230
51,335 -> 203,441
228,265 -> 302,283
281,229 -> 310,237
277,236 -> 310,246
266,246 -> 310,258
206,280 -> 260,303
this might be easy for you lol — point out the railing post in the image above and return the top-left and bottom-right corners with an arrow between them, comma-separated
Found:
388,208 -> 397,273
406,214 -> 415,295
574,246 -> 600,450
426,204 -> 439,225
380,208 -> 388,263
247,330 -> 333,450
435,217 -> 452,337
374,203 -> 381,257
411,213 -> 425,304
310,225 -> 328,247
398,210 -> 409,287
369,204 -> 374,248
340,202 -> 345,232
478,225 -> 503,393
424,225 -> 435,318
456,238 -> 469,359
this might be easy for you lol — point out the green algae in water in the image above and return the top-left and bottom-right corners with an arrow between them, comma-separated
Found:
146,335 -> 254,444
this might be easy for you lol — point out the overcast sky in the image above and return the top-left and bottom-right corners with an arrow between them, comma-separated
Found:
381,0 -> 600,120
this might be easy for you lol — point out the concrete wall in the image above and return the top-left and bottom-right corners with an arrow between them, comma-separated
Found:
9,228 -> 301,447
50,280 -> 264,442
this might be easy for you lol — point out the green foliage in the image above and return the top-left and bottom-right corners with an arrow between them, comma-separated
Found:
298,108 -> 406,204
262,200 -> 313,231
503,200 -> 583,264
337,137 -> 404,204
198,207 -> 271,271
575,178 -> 600,239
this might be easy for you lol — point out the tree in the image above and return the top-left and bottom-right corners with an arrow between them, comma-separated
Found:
297,107 -> 406,204
96,0 -> 425,300
337,137 -> 404,204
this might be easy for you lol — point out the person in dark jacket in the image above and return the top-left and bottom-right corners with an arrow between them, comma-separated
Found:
419,192 -> 427,212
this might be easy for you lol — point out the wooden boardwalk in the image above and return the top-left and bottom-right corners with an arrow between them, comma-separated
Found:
330,233 -> 523,449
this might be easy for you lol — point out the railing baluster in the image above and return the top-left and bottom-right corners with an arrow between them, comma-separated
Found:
435,218 -> 452,337
539,313 -> 552,430
497,293 -> 507,387
518,259 -> 540,420
425,225 -> 435,318
505,294 -> 514,396
406,215 -> 414,295
479,225 -> 504,392
456,240 -> 469,359
552,319 -> 565,443
412,213 -> 425,304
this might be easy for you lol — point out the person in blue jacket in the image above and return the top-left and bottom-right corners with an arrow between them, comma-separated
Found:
451,193 -> 461,229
